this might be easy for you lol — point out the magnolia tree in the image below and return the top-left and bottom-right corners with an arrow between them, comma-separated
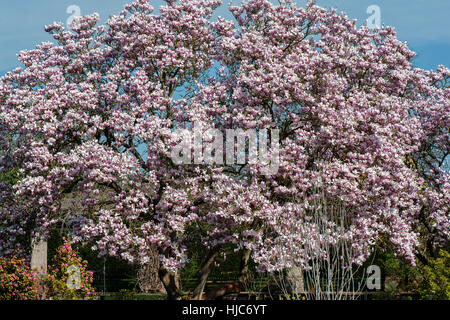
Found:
0,0 -> 448,299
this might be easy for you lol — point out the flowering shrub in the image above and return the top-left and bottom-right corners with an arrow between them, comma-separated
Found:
43,238 -> 96,300
0,256 -> 40,300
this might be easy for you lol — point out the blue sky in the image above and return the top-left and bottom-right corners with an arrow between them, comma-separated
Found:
0,0 -> 449,75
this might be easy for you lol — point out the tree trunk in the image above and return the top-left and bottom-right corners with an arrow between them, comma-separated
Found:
138,248 -> 166,294
204,248 -> 251,300
191,246 -> 221,300
239,248 -> 251,284
31,237 -> 47,278
158,267 -> 182,300
31,236 -> 48,298
287,265 -> 305,295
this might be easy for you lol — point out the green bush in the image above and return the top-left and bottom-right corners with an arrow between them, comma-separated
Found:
0,256 -> 40,300
114,289 -> 138,300
419,249 -> 450,300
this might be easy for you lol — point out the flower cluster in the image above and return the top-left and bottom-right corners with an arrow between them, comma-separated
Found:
0,256 -> 40,300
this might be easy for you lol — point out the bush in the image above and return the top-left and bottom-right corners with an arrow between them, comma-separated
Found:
43,238 -> 97,300
114,289 -> 138,300
419,249 -> 450,300
0,256 -> 40,300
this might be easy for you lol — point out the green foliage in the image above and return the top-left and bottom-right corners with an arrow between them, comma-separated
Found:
42,238 -> 97,300
419,249 -> 450,300
374,252 -> 420,293
358,251 -> 420,300
48,228 -> 139,293
113,289 -> 138,300
367,250 -> 450,300
0,167 -> 21,186
180,242 -> 245,291
0,256 -> 40,300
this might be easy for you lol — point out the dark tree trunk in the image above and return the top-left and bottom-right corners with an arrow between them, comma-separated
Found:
204,248 -> 252,300
158,267 -> 182,300
191,246 -> 221,300
239,248 -> 252,284
415,252 -> 429,266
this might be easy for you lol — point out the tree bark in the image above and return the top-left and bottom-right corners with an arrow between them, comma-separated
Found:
31,236 -> 47,278
158,267 -> 182,300
287,265 -> 305,294
239,248 -> 252,284
191,246 -> 221,300
415,252 -> 429,266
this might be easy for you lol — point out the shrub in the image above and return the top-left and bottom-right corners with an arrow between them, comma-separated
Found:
114,289 -> 138,300
43,238 -> 97,300
419,249 -> 450,300
0,256 -> 40,300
